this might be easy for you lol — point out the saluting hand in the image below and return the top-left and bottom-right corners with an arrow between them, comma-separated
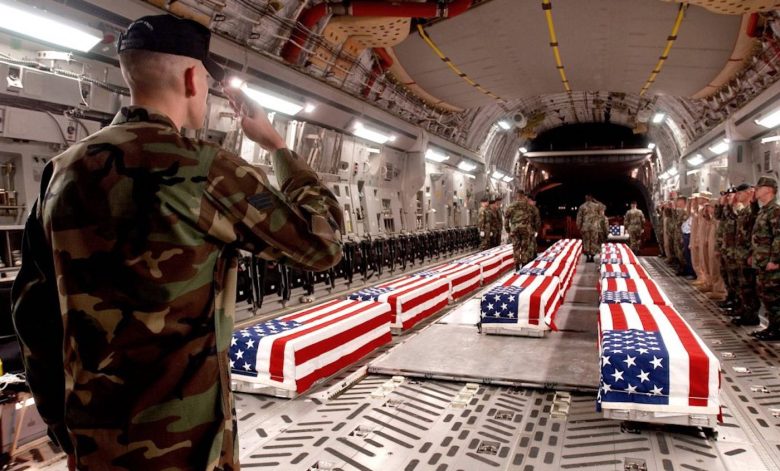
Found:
223,87 -> 286,152
767,262 -> 779,271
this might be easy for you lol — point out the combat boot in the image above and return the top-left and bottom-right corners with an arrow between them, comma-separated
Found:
731,314 -> 760,326
718,297 -> 735,309
751,328 -> 780,341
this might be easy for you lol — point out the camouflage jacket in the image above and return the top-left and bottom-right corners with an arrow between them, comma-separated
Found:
735,203 -> 758,264
751,199 -> 780,270
576,201 -> 602,231
492,207 -> 503,235
624,208 -> 645,231
671,208 -> 687,236
717,205 -> 738,258
478,206 -> 494,235
531,205 -> 541,232
504,200 -> 535,234
11,107 -> 343,470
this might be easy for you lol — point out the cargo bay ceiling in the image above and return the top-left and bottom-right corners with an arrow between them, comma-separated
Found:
37,0 -> 780,179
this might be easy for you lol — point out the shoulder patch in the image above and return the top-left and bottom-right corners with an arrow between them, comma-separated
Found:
247,192 -> 275,211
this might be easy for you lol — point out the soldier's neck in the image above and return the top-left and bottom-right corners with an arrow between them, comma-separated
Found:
129,94 -> 187,131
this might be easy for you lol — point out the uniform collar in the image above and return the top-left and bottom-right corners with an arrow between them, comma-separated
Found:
111,106 -> 179,130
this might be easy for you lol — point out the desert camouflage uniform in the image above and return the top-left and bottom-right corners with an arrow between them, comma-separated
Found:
663,205 -> 677,265
505,199 -> 536,266
478,205 -> 494,250
671,207 -> 687,268
528,203 -> 541,262
576,200 -> 603,256
752,198 -> 780,330
12,107 -> 344,470
735,202 -> 760,319
624,208 -> 645,253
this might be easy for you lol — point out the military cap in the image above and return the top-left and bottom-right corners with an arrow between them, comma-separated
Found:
699,190 -> 712,198
480,195 -> 489,203
692,192 -> 700,198
118,15 -> 225,82
735,183 -> 752,192
756,176 -> 778,190
725,187 -> 737,194
489,196 -> 497,203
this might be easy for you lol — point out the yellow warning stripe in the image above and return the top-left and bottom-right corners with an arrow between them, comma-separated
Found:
640,3 -> 687,96
541,0 -> 571,93
416,24 -> 506,104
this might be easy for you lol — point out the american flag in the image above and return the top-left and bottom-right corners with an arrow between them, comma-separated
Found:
413,262 -> 482,301
600,263 -> 649,280
521,257 -> 577,293
601,244 -> 639,264
230,299 -> 392,393
458,249 -> 513,285
600,278 -> 671,306
598,303 -> 720,415
609,225 -> 624,236
482,273 -> 563,329
348,275 -> 450,330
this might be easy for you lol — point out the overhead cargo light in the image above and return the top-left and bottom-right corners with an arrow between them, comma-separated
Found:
0,0 -> 102,52
502,175 -> 514,183
304,103 -> 316,113
352,121 -> 394,144
761,135 -> 780,144
491,170 -> 506,180
519,147 -> 528,154
755,108 -> 780,129
652,113 -> 666,124
242,84 -> 305,116
366,147 -> 381,154
425,148 -> 449,163
457,160 -> 477,172
464,173 -> 476,179
647,142 -> 656,150
497,120 -> 511,130
708,139 -> 730,155
668,167 -> 678,177
687,154 -> 704,166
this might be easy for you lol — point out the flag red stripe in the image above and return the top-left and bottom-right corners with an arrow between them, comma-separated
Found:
284,298 -> 344,321
608,303 -> 629,330
656,305 -> 710,407
401,297 -> 449,330
294,308 -> 391,367
296,330 -> 392,393
633,304 -> 660,331
269,302 -> 379,382
641,279 -> 667,305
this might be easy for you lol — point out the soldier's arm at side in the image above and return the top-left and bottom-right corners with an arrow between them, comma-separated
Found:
201,148 -> 344,272
770,206 -> 780,268
11,201 -> 73,454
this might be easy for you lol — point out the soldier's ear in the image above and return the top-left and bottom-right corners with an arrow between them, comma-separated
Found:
184,66 -> 198,98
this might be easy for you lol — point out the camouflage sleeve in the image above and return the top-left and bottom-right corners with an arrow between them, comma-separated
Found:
576,206 -> 583,229
200,148 -> 343,272
772,206 -> 780,266
533,207 -> 541,231
11,199 -> 73,454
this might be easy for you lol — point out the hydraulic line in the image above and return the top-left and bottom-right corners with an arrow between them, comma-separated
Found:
541,0 -> 571,93
639,3 -> 688,96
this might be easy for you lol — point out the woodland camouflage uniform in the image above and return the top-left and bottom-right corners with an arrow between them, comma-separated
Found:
12,107 -> 344,470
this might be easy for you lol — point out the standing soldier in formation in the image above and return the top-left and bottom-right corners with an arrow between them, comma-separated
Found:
750,177 -> 780,340
704,198 -> 728,300
577,195 -> 603,262
655,205 -> 666,257
505,191 -> 536,270
491,196 -> 504,247
672,196 -> 688,276
732,183 -> 760,326
624,201 -> 646,254
716,188 -> 739,312
478,195 -> 494,250
664,200 -> 678,267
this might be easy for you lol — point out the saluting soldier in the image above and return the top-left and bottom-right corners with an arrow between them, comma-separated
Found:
624,201 -> 646,254
717,188 -> 740,313
750,177 -> 780,340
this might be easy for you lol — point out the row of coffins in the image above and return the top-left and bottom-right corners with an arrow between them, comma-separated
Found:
229,243 -> 514,396
597,242 -> 721,427
479,239 -> 583,336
